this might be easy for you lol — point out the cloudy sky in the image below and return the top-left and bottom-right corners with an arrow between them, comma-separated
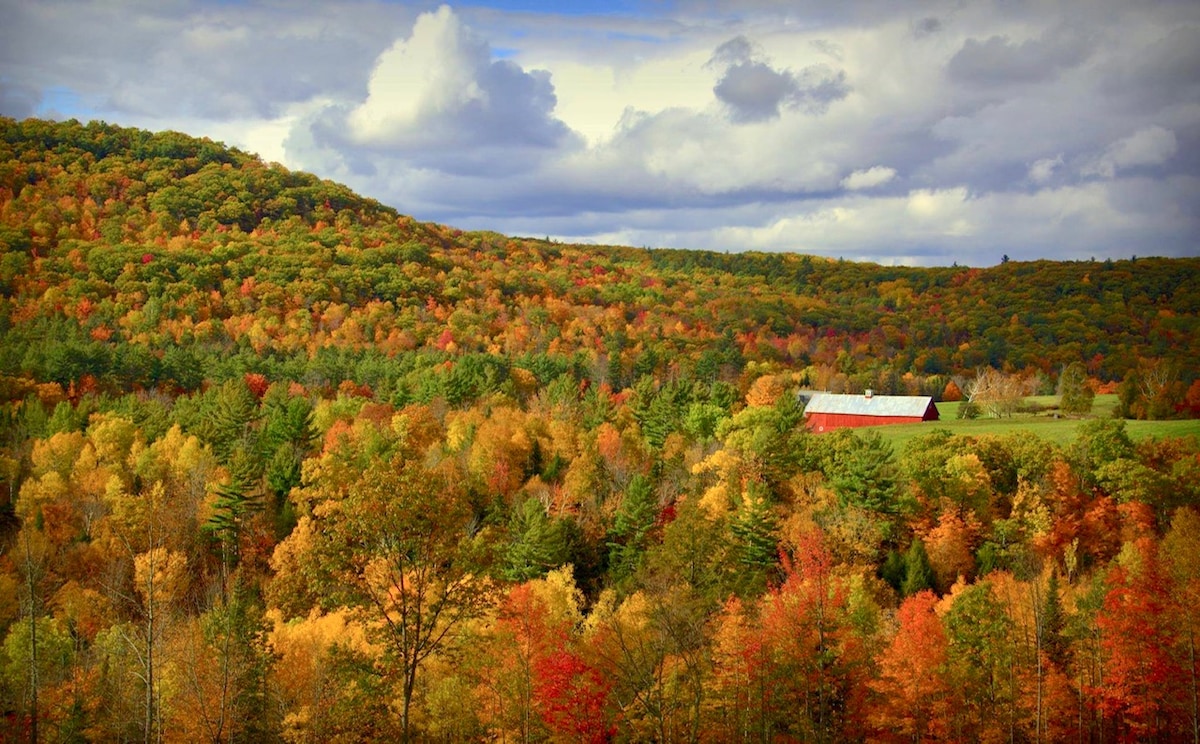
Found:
3,0 -> 1198,265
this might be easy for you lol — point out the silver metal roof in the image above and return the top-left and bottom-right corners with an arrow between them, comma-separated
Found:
803,393 -> 937,418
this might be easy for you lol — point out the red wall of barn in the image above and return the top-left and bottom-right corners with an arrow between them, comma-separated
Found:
806,413 -> 924,432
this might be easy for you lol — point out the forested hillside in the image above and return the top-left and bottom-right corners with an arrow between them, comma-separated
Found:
2,117 -> 1199,742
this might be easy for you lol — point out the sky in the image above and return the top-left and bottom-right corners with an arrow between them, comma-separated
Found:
2,0 -> 1198,266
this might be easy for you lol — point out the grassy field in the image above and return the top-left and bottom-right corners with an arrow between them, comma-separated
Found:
863,394 -> 1200,451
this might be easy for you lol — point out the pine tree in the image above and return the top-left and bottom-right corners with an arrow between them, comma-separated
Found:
606,474 -> 658,585
206,450 -> 263,585
902,538 -> 935,597
1041,569 -> 1068,666
504,497 -> 572,582
202,380 -> 262,464
731,485 -> 780,593
881,549 -> 906,593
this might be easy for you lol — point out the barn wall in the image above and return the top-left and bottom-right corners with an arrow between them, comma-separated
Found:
806,413 -> 924,432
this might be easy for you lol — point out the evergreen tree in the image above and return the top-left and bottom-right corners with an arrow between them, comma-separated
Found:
901,538 -> 935,597
1041,569 -> 1068,667
881,549 -> 906,593
206,450 -> 263,585
730,484 -> 779,593
261,393 -> 317,535
823,429 -> 898,513
606,474 -> 659,585
201,380 -> 262,464
504,497 -> 572,582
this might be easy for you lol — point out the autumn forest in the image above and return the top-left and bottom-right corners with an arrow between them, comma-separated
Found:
2,117 -> 1200,742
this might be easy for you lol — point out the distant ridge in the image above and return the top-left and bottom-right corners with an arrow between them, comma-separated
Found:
1,116 -> 1197,399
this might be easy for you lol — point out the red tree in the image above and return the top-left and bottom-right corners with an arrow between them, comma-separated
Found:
532,650 -> 615,743
869,590 -> 954,741
1095,538 -> 1186,741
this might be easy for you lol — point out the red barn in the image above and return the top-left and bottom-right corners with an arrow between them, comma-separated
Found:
803,391 -> 939,432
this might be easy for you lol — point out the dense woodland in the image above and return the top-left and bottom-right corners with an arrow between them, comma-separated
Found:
1,117 -> 1199,742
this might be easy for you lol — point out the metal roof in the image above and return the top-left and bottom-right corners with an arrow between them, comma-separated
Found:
803,393 -> 936,418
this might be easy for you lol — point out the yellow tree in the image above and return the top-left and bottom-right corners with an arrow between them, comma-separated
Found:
97,480 -> 187,744
285,449 -> 495,741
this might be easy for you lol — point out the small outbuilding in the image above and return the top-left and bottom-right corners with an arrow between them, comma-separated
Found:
803,390 -> 939,432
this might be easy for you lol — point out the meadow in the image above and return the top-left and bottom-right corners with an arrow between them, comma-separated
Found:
869,394 -> 1200,450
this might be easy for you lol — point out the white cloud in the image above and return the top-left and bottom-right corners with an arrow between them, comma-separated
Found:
1084,125 -> 1178,179
344,5 -> 572,154
3,0 -> 1197,266
348,6 -> 487,143
841,165 -> 896,190
1028,155 -> 1063,184
905,187 -> 974,236
585,177 -> 1196,265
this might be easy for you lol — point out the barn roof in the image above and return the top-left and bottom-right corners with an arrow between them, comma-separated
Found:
803,393 -> 937,418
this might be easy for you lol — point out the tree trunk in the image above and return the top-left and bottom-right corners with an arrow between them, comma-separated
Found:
145,548 -> 155,744
23,531 -> 39,744
1190,631 -> 1198,744
401,660 -> 417,743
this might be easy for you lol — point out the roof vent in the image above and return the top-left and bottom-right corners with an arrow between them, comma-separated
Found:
865,389 -> 873,399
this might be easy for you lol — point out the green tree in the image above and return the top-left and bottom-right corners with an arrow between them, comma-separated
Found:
205,458 -> 262,587
1058,362 -> 1095,416
1041,569 -> 1068,667
503,497 -> 574,582
1071,417 -> 1136,489
198,380 -> 262,465
944,581 -> 1013,740
880,549 -> 906,594
821,429 -> 898,514
641,496 -> 733,607
730,484 -> 779,594
606,474 -> 659,587
901,538 -> 935,597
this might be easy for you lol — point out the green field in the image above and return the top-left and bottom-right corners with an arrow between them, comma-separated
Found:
863,394 -> 1200,451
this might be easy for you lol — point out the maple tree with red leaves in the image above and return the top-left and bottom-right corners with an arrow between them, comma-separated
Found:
869,590 -> 954,742
1095,539 -> 1188,741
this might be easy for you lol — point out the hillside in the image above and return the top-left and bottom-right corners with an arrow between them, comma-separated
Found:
2,117 -> 1200,742
2,117 -> 1198,405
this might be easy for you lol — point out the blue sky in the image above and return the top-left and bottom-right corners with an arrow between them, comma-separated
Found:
2,0 -> 1197,266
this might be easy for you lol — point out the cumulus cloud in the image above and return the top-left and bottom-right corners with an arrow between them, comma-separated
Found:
4,0 -> 1197,266
1084,126 -> 1178,178
714,63 -> 802,122
841,166 -> 897,190
709,36 -> 757,68
346,5 -> 572,152
948,28 -> 1093,86
1028,155 -> 1063,184
708,36 -> 849,122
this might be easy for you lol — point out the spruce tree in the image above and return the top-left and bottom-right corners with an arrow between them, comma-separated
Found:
1041,569 -> 1068,666
881,549 -> 906,593
606,474 -> 659,585
901,538 -> 935,596
731,484 -> 780,595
